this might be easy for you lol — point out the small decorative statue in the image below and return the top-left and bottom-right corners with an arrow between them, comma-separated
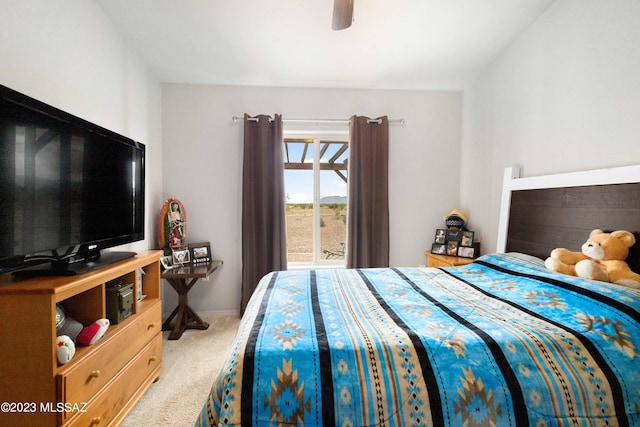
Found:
158,198 -> 187,249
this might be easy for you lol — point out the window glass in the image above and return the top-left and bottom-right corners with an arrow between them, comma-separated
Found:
284,138 -> 347,265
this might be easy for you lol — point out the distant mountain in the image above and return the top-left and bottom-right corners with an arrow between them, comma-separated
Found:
320,195 -> 347,204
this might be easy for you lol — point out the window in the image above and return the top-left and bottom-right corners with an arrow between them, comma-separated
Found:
283,137 -> 348,266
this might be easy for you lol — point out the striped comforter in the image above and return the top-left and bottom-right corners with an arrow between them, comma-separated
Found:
195,253 -> 640,426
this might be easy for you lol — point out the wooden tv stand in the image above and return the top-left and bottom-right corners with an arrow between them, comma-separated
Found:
0,250 -> 162,426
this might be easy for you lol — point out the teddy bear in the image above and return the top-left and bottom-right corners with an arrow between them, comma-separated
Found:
545,229 -> 640,288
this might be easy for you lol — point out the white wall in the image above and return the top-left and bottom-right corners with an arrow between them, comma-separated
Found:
462,0 -> 640,255
162,85 -> 462,314
14,0 -> 633,316
0,0 -> 163,253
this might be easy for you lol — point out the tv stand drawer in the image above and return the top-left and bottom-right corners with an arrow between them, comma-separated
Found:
62,335 -> 162,427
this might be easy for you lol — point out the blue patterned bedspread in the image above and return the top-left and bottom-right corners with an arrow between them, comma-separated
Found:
196,253 -> 640,426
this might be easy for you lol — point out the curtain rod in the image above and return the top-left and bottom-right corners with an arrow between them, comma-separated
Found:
232,116 -> 405,125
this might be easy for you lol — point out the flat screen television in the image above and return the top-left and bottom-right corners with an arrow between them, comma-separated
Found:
0,84 -> 145,277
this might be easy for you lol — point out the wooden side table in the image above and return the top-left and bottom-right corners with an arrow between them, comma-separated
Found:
161,260 -> 223,340
425,252 -> 474,268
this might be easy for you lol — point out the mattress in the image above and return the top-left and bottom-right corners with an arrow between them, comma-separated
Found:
196,253 -> 640,426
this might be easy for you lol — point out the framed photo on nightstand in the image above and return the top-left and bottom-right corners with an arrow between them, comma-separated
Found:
458,246 -> 475,258
446,241 -> 459,256
431,243 -> 446,254
445,229 -> 462,242
434,229 -> 447,244
461,231 -> 474,247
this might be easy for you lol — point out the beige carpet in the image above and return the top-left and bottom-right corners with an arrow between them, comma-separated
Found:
121,314 -> 241,427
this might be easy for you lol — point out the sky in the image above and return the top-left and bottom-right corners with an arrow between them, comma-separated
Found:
285,170 -> 347,204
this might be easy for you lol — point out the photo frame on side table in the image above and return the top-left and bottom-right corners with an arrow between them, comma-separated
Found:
445,229 -> 462,243
434,229 -> 446,244
189,242 -> 212,264
431,243 -> 446,255
458,246 -> 475,258
160,255 -> 176,270
461,231 -> 474,247
446,241 -> 459,256
172,248 -> 191,265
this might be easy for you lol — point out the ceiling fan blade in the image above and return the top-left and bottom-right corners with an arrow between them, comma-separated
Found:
332,0 -> 354,30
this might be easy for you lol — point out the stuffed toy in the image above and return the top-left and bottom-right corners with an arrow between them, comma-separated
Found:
545,229 -> 640,288
54,318 -> 109,365
56,335 -> 75,365
76,319 -> 110,346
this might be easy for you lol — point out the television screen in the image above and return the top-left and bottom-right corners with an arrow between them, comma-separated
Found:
0,85 -> 145,275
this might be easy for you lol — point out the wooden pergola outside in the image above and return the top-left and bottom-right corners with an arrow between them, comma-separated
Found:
283,138 -> 348,183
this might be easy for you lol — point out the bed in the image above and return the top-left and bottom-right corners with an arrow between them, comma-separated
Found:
196,165 -> 640,426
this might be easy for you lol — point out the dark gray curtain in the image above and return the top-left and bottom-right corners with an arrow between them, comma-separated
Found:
241,114 -> 287,314
346,116 -> 390,268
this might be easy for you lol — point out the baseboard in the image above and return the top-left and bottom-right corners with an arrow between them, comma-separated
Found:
198,309 -> 240,317
162,309 -> 240,320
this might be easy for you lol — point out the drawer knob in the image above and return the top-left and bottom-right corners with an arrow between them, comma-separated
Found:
91,416 -> 101,424
149,356 -> 157,363
90,370 -> 101,379
148,323 -> 156,329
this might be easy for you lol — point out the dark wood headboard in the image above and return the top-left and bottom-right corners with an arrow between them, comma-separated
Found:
497,166 -> 640,274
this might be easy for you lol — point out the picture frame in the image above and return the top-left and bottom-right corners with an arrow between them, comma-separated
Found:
458,246 -> 475,258
160,255 -> 175,270
446,240 -> 459,256
172,248 -> 191,265
188,241 -> 212,264
446,229 -> 462,242
434,229 -> 446,244
431,243 -> 446,255
461,230 -> 475,247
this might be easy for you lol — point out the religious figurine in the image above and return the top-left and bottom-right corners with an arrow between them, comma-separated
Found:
158,198 -> 187,249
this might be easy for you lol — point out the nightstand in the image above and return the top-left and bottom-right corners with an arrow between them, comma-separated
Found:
425,252 -> 474,267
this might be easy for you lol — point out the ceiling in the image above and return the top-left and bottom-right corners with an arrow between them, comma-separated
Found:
96,0 -> 555,90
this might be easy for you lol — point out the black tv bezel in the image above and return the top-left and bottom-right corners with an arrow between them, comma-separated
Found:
0,84 -> 145,275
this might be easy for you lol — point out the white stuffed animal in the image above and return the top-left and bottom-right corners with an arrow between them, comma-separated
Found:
56,335 -> 75,365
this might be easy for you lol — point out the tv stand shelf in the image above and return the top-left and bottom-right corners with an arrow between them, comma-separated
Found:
0,250 -> 162,427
